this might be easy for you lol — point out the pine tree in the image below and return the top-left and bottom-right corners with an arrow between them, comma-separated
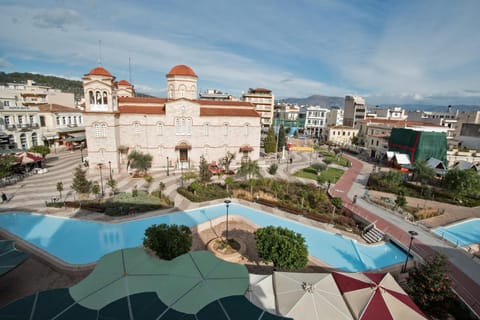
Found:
199,155 -> 212,183
264,127 -> 277,153
278,125 -> 286,151
71,165 -> 92,194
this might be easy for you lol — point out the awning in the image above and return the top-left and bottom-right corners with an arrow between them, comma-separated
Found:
175,143 -> 192,150
42,134 -> 58,140
64,132 -> 86,142
239,146 -> 253,152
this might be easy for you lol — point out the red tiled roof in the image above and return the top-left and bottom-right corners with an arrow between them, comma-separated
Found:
37,103 -> 81,113
166,65 -> 197,78
118,106 -> 166,114
118,96 -> 167,104
117,80 -> 132,86
200,108 -> 260,117
85,66 -> 113,77
197,100 -> 254,107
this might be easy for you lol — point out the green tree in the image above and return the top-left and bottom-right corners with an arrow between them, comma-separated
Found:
268,163 -> 278,175
271,180 -> 282,199
29,145 -> 50,158
311,162 -> 327,174
56,181 -> 64,199
71,165 -> 92,194
237,159 -> 260,181
443,168 -> 480,201
0,154 -> 17,179
106,178 -> 117,195
412,160 -> 436,184
263,127 -> 277,153
143,224 -> 192,260
406,255 -> 453,315
255,226 -> 308,271
199,155 -> 212,183
91,182 -> 100,199
128,151 -> 153,175
395,190 -> 407,208
278,124 -> 286,151
224,176 -> 234,194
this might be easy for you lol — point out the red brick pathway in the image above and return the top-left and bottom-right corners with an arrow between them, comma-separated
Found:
331,155 -> 480,316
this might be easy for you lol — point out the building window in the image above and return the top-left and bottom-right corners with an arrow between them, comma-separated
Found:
68,116 -> 72,125
103,91 -> 108,104
133,122 -> 141,134
89,91 -> 94,104
29,115 -> 34,124
4,116 -> 10,126
223,123 -> 228,136
56,117 -> 60,126
180,85 -> 185,98
40,116 -> 46,127
175,117 -> 192,135
168,85 -> 174,99
62,117 -> 66,125
157,123 -> 163,135
204,123 -> 209,136
31,132 -> 38,147
17,115 -> 23,125
94,123 -> 107,138
20,133 -> 27,149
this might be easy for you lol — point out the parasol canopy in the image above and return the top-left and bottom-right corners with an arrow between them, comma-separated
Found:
332,272 -> 427,320
15,151 -> 43,165
245,274 -> 277,314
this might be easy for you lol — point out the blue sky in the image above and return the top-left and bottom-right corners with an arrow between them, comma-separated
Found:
1,0 -> 479,106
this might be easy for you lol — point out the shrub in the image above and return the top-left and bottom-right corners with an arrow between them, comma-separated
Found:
143,224 -> 192,260
331,197 -> 343,209
268,163 -> 278,175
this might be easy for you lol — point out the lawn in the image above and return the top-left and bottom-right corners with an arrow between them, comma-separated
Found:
294,166 -> 344,183
318,150 -> 351,167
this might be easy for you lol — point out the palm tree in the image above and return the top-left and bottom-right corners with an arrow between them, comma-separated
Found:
128,151 -> 153,175
237,159 -> 260,181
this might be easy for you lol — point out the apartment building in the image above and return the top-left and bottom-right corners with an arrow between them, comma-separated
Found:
343,95 -> 366,127
326,107 -> 344,126
303,106 -> 329,139
242,88 -> 274,131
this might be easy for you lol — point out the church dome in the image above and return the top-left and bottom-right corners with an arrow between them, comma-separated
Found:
166,65 -> 197,78
86,66 -> 113,77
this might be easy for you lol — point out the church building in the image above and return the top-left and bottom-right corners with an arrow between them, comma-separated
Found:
82,65 -> 261,173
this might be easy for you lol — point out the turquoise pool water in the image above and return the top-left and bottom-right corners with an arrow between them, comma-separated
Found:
433,218 -> 480,247
0,203 -> 406,271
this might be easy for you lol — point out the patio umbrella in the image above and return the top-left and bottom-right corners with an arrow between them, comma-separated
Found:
332,272 -> 427,320
0,240 -> 29,276
15,151 -> 43,165
69,248 -> 250,314
245,274 -> 277,314
273,271 -> 353,320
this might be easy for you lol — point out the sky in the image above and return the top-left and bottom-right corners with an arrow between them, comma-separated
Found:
1,0 -> 479,106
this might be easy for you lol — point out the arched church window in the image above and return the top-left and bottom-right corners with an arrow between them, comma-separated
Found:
168,85 -> 174,99
180,85 -> 185,98
96,91 -> 101,104
89,91 -> 94,104
103,91 -> 108,104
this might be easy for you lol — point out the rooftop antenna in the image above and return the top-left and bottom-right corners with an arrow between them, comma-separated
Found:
129,56 -> 132,84
98,40 -> 102,66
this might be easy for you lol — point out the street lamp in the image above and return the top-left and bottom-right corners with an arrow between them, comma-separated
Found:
224,199 -> 231,241
97,163 -> 104,197
166,156 -> 169,176
80,144 -> 84,163
108,161 -> 112,180
402,230 -> 418,273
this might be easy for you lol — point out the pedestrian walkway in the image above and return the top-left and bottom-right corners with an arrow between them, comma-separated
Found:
330,154 -> 480,317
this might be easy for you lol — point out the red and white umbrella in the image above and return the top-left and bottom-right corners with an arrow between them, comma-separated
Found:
332,272 -> 427,320
15,151 -> 43,165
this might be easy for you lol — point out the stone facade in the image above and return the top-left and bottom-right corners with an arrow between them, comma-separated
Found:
82,65 -> 261,173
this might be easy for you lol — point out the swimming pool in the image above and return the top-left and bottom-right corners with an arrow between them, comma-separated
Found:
433,218 -> 480,247
0,203 -> 406,271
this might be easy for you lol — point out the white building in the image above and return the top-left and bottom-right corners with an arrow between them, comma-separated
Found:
303,106 -> 329,139
82,65 -> 261,173
326,107 -> 343,126
327,126 -> 358,146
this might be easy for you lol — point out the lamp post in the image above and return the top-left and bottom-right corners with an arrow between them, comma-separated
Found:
224,199 -> 231,241
108,161 -> 112,180
80,144 -> 84,163
166,156 -> 169,176
402,230 -> 418,273
97,163 -> 104,197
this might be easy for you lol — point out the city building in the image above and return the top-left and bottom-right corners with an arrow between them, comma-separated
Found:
326,107 -> 343,126
199,89 -> 236,101
0,80 -> 78,150
327,125 -> 358,146
406,107 -> 458,141
82,65 -> 261,173
303,106 -> 329,139
242,88 -> 274,131
343,95 -> 366,127
273,103 -> 302,136
367,106 -> 407,121
458,123 -> 480,151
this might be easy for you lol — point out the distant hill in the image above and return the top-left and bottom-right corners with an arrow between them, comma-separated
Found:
0,72 -> 154,100
280,95 -> 344,107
